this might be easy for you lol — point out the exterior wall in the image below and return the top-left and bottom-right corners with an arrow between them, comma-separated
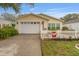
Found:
63,23 -> 79,31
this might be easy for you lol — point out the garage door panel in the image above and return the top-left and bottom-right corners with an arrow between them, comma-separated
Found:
19,23 -> 40,34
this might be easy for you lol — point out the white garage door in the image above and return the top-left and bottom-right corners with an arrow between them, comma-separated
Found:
19,22 -> 40,34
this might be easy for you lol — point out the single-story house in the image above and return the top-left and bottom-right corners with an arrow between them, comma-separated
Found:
1,13 -> 79,39
63,19 -> 79,31
16,13 -> 63,34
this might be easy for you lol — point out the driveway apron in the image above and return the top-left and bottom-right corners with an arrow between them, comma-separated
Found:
0,35 -> 42,56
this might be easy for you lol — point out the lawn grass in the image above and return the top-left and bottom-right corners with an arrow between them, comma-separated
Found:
42,39 -> 79,56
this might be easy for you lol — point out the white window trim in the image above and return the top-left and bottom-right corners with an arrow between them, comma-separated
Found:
48,23 -> 61,30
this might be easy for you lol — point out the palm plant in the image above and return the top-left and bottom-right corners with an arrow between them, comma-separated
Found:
0,3 -> 21,13
0,3 -> 34,13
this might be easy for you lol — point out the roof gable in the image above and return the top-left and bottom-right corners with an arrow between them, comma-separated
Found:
18,13 -> 49,21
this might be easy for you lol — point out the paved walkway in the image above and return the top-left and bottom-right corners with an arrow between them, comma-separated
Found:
0,35 -> 42,56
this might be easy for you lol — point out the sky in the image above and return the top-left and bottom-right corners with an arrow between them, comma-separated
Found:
0,3 -> 79,18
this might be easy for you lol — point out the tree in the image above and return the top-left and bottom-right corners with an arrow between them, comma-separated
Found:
60,13 -> 79,21
0,3 -> 35,22
0,3 -> 34,13
0,3 -> 21,13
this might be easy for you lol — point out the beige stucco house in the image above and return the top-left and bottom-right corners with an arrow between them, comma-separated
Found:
16,13 -> 63,34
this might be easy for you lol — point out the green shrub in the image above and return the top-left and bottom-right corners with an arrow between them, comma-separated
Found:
62,26 -> 69,31
0,29 -> 6,39
11,24 -> 15,27
0,26 -> 18,39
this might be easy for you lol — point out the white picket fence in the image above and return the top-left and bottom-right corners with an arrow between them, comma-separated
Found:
41,30 -> 79,39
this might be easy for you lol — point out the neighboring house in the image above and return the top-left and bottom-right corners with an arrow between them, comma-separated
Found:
16,13 -> 63,34
0,15 -> 11,28
63,19 -> 79,31
0,15 -> 15,28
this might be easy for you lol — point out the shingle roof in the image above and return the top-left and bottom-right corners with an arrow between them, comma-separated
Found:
18,13 -> 49,21
18,13 -> 63,22
38,13 -> 63,22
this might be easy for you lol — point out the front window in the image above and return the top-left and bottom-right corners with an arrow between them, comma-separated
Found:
52,23 -> 55,30
48,23 -> 51,30
56,23 -> 60,30
48,23 -> 60,30
48,23 -> 55,30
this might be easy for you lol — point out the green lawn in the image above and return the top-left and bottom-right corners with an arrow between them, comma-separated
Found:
42,40 -> 79,56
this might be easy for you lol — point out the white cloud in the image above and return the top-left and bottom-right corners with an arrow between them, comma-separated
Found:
41,6 -> 78,18
30,7 -> 39,11
48,8 -> 67,11
42,7 -> 79,18
43,11 -> 79,18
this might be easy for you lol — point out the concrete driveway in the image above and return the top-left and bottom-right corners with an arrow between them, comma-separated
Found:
0,35 -> 42,56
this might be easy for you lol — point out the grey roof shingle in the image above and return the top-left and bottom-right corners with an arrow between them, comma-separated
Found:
38,13 -> 63,22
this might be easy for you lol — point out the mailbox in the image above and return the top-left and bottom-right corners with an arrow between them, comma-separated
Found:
51,32 -> 57,38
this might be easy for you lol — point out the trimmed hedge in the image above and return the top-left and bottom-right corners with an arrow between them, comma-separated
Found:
0,26 -> 18,39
